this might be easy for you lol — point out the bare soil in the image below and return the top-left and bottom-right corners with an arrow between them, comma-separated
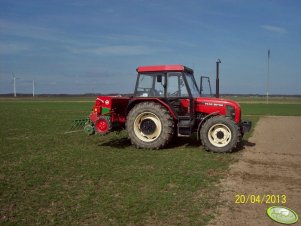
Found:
209,116 -> 301,226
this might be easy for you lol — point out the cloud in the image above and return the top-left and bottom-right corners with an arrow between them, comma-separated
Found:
67,44 -> 156,56
0,43 -> 31,54
260,25 -> 287,33
86,45 -> 155,56
0,19 -> 80,45
0,19 -> 52,39
0,19 -> 168,56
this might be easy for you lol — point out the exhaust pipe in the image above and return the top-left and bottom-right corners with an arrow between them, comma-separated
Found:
216,59 -> 221,98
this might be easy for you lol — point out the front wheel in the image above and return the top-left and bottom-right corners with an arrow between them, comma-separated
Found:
200,116 -> 241,153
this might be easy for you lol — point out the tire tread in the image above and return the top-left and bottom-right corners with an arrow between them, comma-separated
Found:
126,102 -> 174,149
200,116 -> 241,153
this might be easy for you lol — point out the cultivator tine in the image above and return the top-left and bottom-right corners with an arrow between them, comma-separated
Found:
70,118 -> 89,130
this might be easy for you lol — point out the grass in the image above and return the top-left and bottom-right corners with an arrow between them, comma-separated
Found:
224,95 -> 301,104
0,100 -> 231,225
1,97 -> 300,225
241,103 -> 301,116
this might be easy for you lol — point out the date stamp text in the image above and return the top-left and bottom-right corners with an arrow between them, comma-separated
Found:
235,194 -> 287,204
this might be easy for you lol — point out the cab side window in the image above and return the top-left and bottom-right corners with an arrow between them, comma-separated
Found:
167,72 -> 188,97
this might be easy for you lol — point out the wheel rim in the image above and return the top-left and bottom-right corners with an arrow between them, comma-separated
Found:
133,112 -> 162,142
96,118 -> 108,133
207,123 -> 232,147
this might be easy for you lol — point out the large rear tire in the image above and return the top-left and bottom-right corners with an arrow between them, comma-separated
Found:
200,116 -> 241,153
126,102 -> 174,149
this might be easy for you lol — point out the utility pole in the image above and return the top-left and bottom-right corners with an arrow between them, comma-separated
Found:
32,80 -> 35,97
216,59 -> 221,98
266,49 -> 270,104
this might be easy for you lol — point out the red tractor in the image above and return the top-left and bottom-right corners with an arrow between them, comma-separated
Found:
84,64 -> 251,152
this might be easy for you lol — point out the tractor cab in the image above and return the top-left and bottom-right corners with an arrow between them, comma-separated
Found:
134,65 -> 201,136
135,65 -> 199,118
135,65 -> 199,99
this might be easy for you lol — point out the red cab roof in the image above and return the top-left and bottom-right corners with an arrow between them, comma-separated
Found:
136,64 -> 193,73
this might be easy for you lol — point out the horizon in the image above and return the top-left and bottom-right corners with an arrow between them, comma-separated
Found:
1,0 -> 301,95
2,93 -> 301,97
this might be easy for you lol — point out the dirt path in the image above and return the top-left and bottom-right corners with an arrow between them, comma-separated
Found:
209,116 -> 301,226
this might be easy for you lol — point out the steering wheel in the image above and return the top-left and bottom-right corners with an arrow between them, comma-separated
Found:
141,88 -> 160,97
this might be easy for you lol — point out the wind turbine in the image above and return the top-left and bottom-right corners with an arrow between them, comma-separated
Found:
12,73 -> 20,97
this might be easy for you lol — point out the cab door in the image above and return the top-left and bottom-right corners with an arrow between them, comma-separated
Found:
166,72 -> 191,117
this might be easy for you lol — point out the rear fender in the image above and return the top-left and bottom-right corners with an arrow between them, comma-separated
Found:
126,98 -> 177,120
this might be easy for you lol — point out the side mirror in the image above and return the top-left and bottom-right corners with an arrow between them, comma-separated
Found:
157,75 -> 162,83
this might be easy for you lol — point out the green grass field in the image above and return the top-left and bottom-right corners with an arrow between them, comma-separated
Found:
1,97 -> 301,225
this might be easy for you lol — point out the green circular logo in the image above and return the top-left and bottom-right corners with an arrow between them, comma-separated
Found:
267,206 -> 299,224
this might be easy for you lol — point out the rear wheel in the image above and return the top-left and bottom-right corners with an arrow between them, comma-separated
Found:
200,116 -> 240,153
126,102 -> 174,149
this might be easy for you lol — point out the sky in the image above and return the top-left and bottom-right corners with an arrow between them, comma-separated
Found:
0,0 -> 301,95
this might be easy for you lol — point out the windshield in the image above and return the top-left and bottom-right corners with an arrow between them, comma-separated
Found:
185,73 -> 200,98
135,72 -> 200,98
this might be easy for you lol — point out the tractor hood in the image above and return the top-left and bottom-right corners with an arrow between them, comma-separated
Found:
195,97 -> 241,123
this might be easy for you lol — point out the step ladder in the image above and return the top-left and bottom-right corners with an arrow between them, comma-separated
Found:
177,116 -> 193,137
